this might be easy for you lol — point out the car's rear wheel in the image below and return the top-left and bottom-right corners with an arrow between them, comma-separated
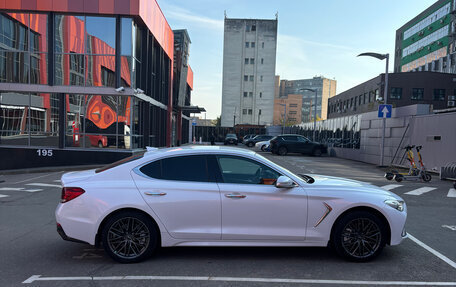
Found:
261,145 -> 267,151
102,211 -> 158,263
331,211 -> 386,262
313,148 -> 322,157
247,142 -> 254,147
98,141 -> 103,148
278,146 -> 288,156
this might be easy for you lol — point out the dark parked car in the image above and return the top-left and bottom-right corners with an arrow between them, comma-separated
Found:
245,135 -> 274,147
224,133 -> 238,145
269,134 -> 327,156
241,134 -> 256,144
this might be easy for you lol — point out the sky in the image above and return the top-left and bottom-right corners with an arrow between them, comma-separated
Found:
157,0 -> 437,119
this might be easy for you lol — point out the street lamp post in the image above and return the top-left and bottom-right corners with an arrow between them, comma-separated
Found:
357,52 -> 389,167
300,88 -> 318,141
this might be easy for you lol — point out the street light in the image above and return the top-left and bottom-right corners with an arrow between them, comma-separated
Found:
358,52 -> 389,167
300,88 -> 318,141
279,103 -> 286,134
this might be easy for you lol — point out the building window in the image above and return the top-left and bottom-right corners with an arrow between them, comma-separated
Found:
260,75 -> 263,82
244,75 -> 248,81
289,111 -> 297,114
411,88 -> 424,100
251,24 -> 256,31
358,95 -> 362,105
261,58 -> 264,64
251,42 -> 255,48
289,103 -> 298,108
390,88 -> 402,99
243,92 -> 248,97
262,42 -> 264,48
433,89 -> 445,101
248,109 -> 252,115
249,75 -> 254,81
364,93 -> 367,104
245,25 -> 250,32
350,98 -> 353,107
375,89 -> 379,101
244,58 -> 249,64
259,92 -> 262,98
250,58 -> 254,64
249,92 -> 253,97
245,42 -> 249,48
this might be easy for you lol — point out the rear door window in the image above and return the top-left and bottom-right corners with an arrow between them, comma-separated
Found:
140,155 -> 210,182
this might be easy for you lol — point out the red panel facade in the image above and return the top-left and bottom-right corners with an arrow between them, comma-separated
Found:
187,65 -> 193,91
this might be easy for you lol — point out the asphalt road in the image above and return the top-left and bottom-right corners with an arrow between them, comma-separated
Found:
0,147 -> 455,287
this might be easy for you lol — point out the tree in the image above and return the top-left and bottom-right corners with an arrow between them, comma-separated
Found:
212,116 -> 221,127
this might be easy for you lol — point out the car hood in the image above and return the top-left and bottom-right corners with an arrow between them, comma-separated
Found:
61,169 -> 96,185
303,174 -> 399,198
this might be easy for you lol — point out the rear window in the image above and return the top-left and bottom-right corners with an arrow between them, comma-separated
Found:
95,151 -> 146,173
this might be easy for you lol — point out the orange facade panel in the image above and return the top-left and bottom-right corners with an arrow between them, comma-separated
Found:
1,0 -> 174,59
187,65 -> 193,91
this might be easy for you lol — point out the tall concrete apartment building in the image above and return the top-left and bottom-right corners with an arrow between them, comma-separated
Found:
221,16 -> 278,127
395,0 -> 456,73
278,76 -> 337,122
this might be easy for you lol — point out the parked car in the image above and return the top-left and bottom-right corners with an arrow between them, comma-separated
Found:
241,134 -> 256,144
224,133 -> 238,145
87,135 -> 107,148
56,146 -> 407,263
245,135 -> 274,147
270,134 -> 328,156
255,140 -> 271,152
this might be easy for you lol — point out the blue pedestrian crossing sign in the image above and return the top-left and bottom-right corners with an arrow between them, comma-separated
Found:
378,104 -> 392,118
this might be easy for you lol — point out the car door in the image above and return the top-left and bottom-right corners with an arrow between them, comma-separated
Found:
284,135 -> 299,153
297,136 -> 313,154
131,155 -> 221,240
214,155 -> 307,241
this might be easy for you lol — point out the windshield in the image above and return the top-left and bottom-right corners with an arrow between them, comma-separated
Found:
226,134 -> 236,138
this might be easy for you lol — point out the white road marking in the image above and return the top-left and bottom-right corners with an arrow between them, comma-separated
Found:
405,187 -> 436,196
0,187 -> 24,191
380,184 -> 403,190
24,189 -> 43,193
21,275 -> 456,285
447,188 -> 456,198
26,183 -> 61,188
408,233 -> 456,269
442,225 -> 456,231
0,194 -> 9,198
13,172 -> 62,184
53,180 -> 61,182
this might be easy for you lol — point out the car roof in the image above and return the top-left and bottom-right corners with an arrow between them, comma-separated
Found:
143,145 -> 256,159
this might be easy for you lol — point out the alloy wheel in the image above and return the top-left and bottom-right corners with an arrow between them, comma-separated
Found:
340,218 -> 381,259
107,217 -> 150,259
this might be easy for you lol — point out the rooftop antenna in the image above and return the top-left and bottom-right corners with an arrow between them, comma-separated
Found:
224,10 -> 227,19
275,12 -> 278,20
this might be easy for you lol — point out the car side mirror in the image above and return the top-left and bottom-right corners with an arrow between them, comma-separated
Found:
275,176 -> 295,188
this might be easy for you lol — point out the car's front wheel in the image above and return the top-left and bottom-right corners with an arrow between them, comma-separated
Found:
331,211 -> 386,262
278,146 -> 288,156
102,211 -> 158,263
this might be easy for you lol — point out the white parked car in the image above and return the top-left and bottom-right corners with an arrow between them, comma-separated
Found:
255,140 -> 270,152
56,146 -> 407,263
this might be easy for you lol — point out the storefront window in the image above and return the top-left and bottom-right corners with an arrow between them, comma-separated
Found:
0,92 -> 29,146
30,93 -> 58,147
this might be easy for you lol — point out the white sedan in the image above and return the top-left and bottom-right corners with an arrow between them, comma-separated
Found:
255,140 -> 270,152
56,146 -> 407,263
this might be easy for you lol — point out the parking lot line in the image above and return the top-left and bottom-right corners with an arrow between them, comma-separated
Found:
405,187 -> 436,196
12,172 -> 61,184
408,233 -> 456,269
448,188 -> 456,198
22,275 -> 456,285
25,183 -> 61,188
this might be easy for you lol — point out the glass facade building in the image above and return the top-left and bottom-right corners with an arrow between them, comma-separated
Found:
0,1 -> 194,164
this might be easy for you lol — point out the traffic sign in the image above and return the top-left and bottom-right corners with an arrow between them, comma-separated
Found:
378,104 -> 392,118
192,121 -> 197,126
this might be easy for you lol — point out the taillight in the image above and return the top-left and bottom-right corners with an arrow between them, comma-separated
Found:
61,187 -> 85,203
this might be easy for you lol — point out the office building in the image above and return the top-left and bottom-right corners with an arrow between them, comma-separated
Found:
395,0 -> 456,73
221,16 -> 278,127
0,0 -> 198,169
327,72 -> 456,119
273,94 -> 303,125
279,76 -> 336,122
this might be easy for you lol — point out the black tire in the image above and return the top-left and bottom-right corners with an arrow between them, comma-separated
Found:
278,146 -> 288,156
395,175 -> 403,182
331,211 -> 386,262
385,173 -> 394,181
261,145 -> 266,152
247,142 -> 254,147
422,173 -> 431,182
102,211 -> 158,263
313,148 -> 322,157
98,141 -> 103,148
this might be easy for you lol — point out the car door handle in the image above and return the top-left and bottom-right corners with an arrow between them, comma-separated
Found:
225,194 -> 246,199
144,191 -> 167,196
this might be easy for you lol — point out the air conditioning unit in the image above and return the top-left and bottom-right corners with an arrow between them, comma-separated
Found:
448,100 -> 455,107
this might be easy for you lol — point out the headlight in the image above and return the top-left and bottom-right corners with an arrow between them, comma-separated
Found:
384,199 -> 405,212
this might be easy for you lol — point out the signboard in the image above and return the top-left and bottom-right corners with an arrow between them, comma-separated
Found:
378,104 -> 392,118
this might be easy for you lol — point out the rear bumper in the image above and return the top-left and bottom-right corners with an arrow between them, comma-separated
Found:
56,223 -> 88,244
